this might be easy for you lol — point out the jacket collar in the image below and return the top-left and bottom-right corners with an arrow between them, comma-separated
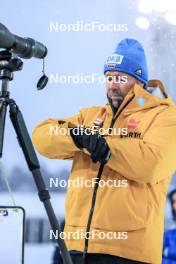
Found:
105,80 -> 175,117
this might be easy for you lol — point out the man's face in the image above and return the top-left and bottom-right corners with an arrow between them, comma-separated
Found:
172,193 -> 176,214
105,71 -> 138,108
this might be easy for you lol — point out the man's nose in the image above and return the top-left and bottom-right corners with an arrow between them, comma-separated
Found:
109,83 -> 120,90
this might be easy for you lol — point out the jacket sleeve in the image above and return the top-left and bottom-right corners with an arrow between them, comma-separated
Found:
106,108 -> 176,184
32,110 -> 85,160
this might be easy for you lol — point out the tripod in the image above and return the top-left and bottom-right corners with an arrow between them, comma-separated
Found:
0,50 -> 73,264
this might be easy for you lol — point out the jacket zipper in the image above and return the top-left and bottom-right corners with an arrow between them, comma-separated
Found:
83,95 -> 135,259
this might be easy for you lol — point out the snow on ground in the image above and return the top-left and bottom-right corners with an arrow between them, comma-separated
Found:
25,244 -> 55,264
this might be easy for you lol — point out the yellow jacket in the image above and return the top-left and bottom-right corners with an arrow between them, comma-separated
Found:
32,81 -> 176,264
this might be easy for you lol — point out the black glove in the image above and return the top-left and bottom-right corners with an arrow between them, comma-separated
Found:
70,127 -> 111,164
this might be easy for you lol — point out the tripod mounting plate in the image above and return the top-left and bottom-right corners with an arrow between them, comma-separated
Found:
0,50 -> 23,80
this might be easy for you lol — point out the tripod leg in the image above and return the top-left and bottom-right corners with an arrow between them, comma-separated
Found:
0,95 -> 8,157
8,99 -> 73,264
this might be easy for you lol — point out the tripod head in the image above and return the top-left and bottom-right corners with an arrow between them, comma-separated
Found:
0,50 -> 23,84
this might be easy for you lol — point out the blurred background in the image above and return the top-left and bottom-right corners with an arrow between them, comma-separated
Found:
0,0 -> 176,263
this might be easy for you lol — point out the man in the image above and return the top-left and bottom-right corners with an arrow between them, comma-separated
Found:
163,189 -> 176,263
32,39 -> 176,264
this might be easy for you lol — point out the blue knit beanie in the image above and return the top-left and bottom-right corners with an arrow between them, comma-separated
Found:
104,38 -> 148,85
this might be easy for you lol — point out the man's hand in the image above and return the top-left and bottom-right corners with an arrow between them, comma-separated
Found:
70,127 -> 111,164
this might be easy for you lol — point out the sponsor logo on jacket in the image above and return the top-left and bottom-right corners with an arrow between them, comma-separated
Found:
127,118 -> 140,130
120,118 -> 141,139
